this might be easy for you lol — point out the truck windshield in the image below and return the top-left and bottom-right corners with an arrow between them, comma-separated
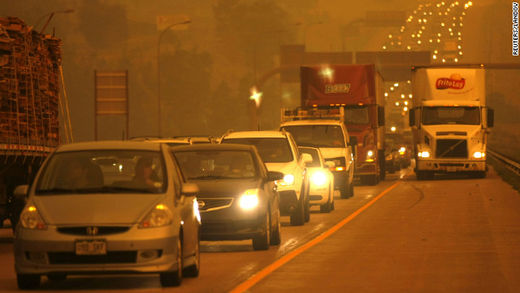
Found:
281,125 -> 345,148
345,106 -> 369,125
422,106 -> 480,125
221,138 -> 293,163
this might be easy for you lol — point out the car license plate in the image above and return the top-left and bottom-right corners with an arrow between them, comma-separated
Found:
447,166 -> 457,172
75,240 -> 107,255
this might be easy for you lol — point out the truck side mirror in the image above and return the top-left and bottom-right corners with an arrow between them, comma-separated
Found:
409,108 -> 416,127
487,108 -> 494,128
378,106 -> 385,127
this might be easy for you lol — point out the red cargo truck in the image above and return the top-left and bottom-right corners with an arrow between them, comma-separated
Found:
300,64 -> 386,185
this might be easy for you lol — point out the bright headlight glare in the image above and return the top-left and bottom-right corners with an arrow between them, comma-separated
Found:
239,189 -> 259,210
20,205 -> 47,230
139,204 -> 173,228
418,151 -> 430,158
399,147 -> 406,155
311,171 -> 328,186
473,151 -> 485,159
276,174 -> 295,186
366,150 -> 375,162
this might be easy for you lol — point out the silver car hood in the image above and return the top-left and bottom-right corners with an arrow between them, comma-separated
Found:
32,194 -> 164,226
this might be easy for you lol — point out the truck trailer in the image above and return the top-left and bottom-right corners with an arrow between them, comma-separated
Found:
0,17 -> 61,229
300,64 -> 386,185
409,66 -> 493,180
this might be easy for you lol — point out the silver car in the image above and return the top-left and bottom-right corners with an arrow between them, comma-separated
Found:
13,141 -> 201,289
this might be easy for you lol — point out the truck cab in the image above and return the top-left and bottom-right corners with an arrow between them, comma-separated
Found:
280,107 -> 355,198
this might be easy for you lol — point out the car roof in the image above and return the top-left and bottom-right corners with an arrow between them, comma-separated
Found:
222,130 -> 287,139
171,143 -> 256,152
56,140 -> 162,152
280,119 -> 344,126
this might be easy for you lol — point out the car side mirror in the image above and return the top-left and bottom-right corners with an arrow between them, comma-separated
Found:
324,161 -> 335,168
181,183 -> 199,196
267,171 -> 284,181
301,153 -> 313,164
13,185 -> 28,203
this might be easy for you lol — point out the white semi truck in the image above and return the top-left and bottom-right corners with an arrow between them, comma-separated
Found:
409,66 -> 494,180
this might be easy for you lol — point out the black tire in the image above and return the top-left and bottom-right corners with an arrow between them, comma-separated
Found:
304,195 -> 310,222
331,200 -> 335,211
160,237 -> 182,287
270,209 -> 281,245
17,274 -> 40,290
320,202 -> 331,213
379,150 -> 386,180
253,212 -> 270,250
47,273 -> 67,281
183,233 -> 200,277
290,195 -> 305,226
416,170 -> 434,180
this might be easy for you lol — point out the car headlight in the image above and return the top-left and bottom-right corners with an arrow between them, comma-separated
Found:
20,205 -> 47,230
473,151 -> 485,159
239,189 -> 259,210
276,174 -> 295,186
310,170 -> 328,186
139,204 -> 173,228
418,151 -> 430,158
366,150 -> 375,162
399,147 -> 406,155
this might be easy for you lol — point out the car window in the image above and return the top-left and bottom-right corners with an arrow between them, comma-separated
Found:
35,150 -> 166,195
299,148 -> 321,167
222,138 -> 293,163
173,150 -> 258,180
281,125 -> 345,148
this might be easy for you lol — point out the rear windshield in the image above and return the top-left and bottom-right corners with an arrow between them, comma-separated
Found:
35,150 -> 166,195
174,150 -> 257,180
222,138 -> 293,163
281,125 -> 345,148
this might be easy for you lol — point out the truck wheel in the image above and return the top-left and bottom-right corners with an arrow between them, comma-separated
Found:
270,209 -> 281,245
290,196 -> 305,226
17,274 -> 40,290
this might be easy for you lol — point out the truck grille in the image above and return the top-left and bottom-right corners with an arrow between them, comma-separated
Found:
435,139 -> 467,158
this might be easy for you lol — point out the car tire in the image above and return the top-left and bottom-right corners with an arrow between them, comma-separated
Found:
253,212 -> 270,250
270,209 -> 281,246
320,202 -> 331,213
290,195 -> 305,226
17,274 -> 40,290
183,232 -> 200,277
160,237 -> 182,287
47,273 -> 67,281
331,200 -> 335,211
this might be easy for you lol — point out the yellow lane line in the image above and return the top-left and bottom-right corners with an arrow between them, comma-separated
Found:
230,180 -> 402,293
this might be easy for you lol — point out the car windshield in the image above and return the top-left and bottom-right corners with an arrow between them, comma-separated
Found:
174,150 -> 257,180
282,125 -> 345,148
345,105 -> 370,125
422,106 -> 480,125
222,138 -> 293,163
299,148 -> 321,167
35,150 -> 166,195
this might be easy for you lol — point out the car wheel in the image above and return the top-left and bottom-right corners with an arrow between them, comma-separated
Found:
47,273 -> 67,281
17,274 -> 40,290
183,232 -> 200,277
253,212 -> 270,250
270,209 -> 281,246
160,237 -> 183,287
331,200 -> 335,211
320,202 -> 331,213
290,195 -> 305,226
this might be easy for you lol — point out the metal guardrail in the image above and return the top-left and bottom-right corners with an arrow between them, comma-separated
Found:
488,149 -> 520,176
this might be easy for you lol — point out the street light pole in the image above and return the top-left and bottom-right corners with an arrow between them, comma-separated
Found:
157,19 -> 191,137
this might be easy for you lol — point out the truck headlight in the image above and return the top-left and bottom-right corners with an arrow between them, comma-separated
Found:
473,151 -> 485,159
366,150 -> 375,162
139,204 -> 173,228
311,170 -> 328,186
276,174 -> 295,186
20,205 -> 47,230
239,189 -> 259,210
418,151 -> 430,158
